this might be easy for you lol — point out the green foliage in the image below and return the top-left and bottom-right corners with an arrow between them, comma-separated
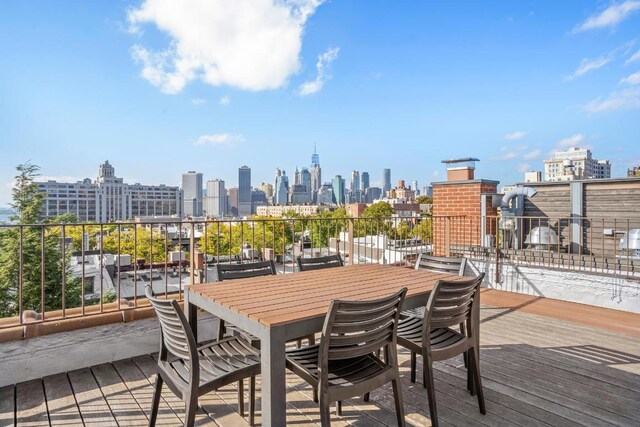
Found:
363,202 -> 394,218
0,163 -> 82,317
416,195 -> 433,205
198,218 -> 294,256
412,217 -> 433,242
100,226 -> 168,263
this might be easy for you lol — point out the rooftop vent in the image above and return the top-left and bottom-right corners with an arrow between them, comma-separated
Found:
525,226 -> 559,251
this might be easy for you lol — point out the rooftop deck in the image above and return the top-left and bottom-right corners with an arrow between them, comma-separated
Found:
1,290 -> 638,426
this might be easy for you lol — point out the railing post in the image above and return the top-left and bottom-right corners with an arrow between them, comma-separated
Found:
348,218 -> 355,265
189,221 -> 195,286
445,217 -> 451,257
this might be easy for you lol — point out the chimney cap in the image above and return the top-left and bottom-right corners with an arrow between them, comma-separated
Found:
441,157 -> 480,164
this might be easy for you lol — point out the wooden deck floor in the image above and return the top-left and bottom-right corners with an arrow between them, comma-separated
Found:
1,302 -> 639,426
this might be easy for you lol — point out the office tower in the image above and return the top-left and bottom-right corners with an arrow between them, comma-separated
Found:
365,187 -> 382,203
238,166 -> 252,217
205,179 -> 227,218
300,168 -> 312,199
260,182 -> 274,204
251,189 -> 268,214
361,172 -> 370,192
317,184 -> 334,205
412,180 -> 419,195
290,184 -> 311,205
228,187 -> 239,216
310,146 -> 321,203
422,186 -> 433,197
182,171 -> 203,218
383,168 -> 391,195
350,171 -> 360,192
332,175 -> 346,205
274,168 -> 290,205
37,161 -> 183,222
544,147 -> 611,181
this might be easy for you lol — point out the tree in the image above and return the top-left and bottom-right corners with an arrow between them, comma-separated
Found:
363,202 -> 394,218
0,163 -> 82,317
416,195 -> 433,205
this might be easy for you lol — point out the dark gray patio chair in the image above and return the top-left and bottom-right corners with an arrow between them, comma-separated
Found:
286,288 -> 408,426
214,260 -> 276,343
216,259 -> 315,348
145,284 -> 260,426
415,253 -> 467,275
397,274 -> 486,427
296,253 -> 344,271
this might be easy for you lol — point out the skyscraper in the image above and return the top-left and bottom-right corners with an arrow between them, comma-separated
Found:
361,172 -> 370,192
310,146 -> 321,203
182,171 -> 203,217
205,179 -> 227,218
228,187 -> 238,216
350,171 -> 360,192
383,168 -> 391,196
274,168 -> 289,205
332,175 -> 345,205
238,166 -> 252,217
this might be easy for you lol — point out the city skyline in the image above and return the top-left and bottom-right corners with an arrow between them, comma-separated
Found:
2,1 -> 640,207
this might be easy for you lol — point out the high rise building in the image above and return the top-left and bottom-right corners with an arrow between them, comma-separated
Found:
238,166 -> 252,217
182,171 -> 203,217
524,171 -> 542,183
350,171 -> 360,192
228,187 -> 239,216
361,172 -> 370,192
412,180 -> 419,195
260,182 -> 274,204
251,189 -> 268,214
204,179 -> 227,218
310,146 -> 322,203
289,184 -> 310,204
332,175 -> 346,205
317,184 -> 334,205
365,187 -> 382,203
383,168 -> 391,195
544,147 -> 611,182
274,168 -> 289,205
37,161 -> 183,222
300,168 -> 311,198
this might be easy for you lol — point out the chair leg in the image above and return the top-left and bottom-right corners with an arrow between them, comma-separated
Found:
309,334 -> 316,346
391,377 -> 406,427
336,401 -> 342,416
249,376 -> 256,426
218,319 -> 226,340
469,347 -> 486,415
363,392 -> 370,402
410,352 -> 417,383
423,360 -> 438,427
319,394 -> 331,427
149,374 -> 163,427
238,379 -> 245,417
297,339 -> 302,348
184,392 -> 198,427
313,388 -> 319,403
467,351 -> 475,395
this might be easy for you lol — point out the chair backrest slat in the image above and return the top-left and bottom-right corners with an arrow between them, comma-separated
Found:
145,285 -> 196,363
320,288 -> 406,361
215,260 -> 276,281
423,274 -> 484,333
297,254 -> 343,271
415,254 -> 467,276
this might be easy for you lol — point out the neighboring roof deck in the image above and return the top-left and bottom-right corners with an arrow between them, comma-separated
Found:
1,289 -> 638,426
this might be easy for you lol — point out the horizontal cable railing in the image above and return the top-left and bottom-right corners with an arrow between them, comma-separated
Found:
0,213 -> 638,331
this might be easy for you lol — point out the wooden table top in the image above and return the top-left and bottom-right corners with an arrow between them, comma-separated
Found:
187,264 -> 459,327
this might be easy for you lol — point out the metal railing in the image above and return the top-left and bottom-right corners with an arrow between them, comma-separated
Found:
0,213 -> 638,331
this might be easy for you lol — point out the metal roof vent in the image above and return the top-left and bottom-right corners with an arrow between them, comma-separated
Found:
619,229 -> 640,257
525,226 -> 559,251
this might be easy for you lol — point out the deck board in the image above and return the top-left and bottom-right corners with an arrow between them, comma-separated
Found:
2,298 -> 639,426
42,373 -> 83,426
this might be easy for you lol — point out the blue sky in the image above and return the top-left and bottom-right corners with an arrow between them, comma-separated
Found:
1,0 -> 639,206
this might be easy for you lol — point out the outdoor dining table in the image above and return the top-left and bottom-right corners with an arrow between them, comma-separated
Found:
185,263 -> 460,426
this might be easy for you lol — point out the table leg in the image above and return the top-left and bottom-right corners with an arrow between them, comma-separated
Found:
261,326 -> 287,427
185,291 -> 198,341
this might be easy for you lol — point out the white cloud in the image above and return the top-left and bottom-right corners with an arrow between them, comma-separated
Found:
557,134 -> 586,149
191,98 -> 206,105
298,47 -> 340,96
573,1 -> 640,32
219,96 -> 230,105
194,133 -> 244,147
522,149 -> 542,160
627,49 -> 640,64
620,71 -> 640,84
585,87 -> 640,112
517,163 -> 531,173
128,0 -> 325,94
566,41 -> 636,80
504,131 -> 527,140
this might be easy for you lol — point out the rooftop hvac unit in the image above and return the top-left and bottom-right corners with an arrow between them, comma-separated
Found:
619,229 -> 640,257
524,226 -> 559,251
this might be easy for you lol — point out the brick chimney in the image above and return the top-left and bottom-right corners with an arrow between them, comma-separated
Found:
432,158 -> 498,256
